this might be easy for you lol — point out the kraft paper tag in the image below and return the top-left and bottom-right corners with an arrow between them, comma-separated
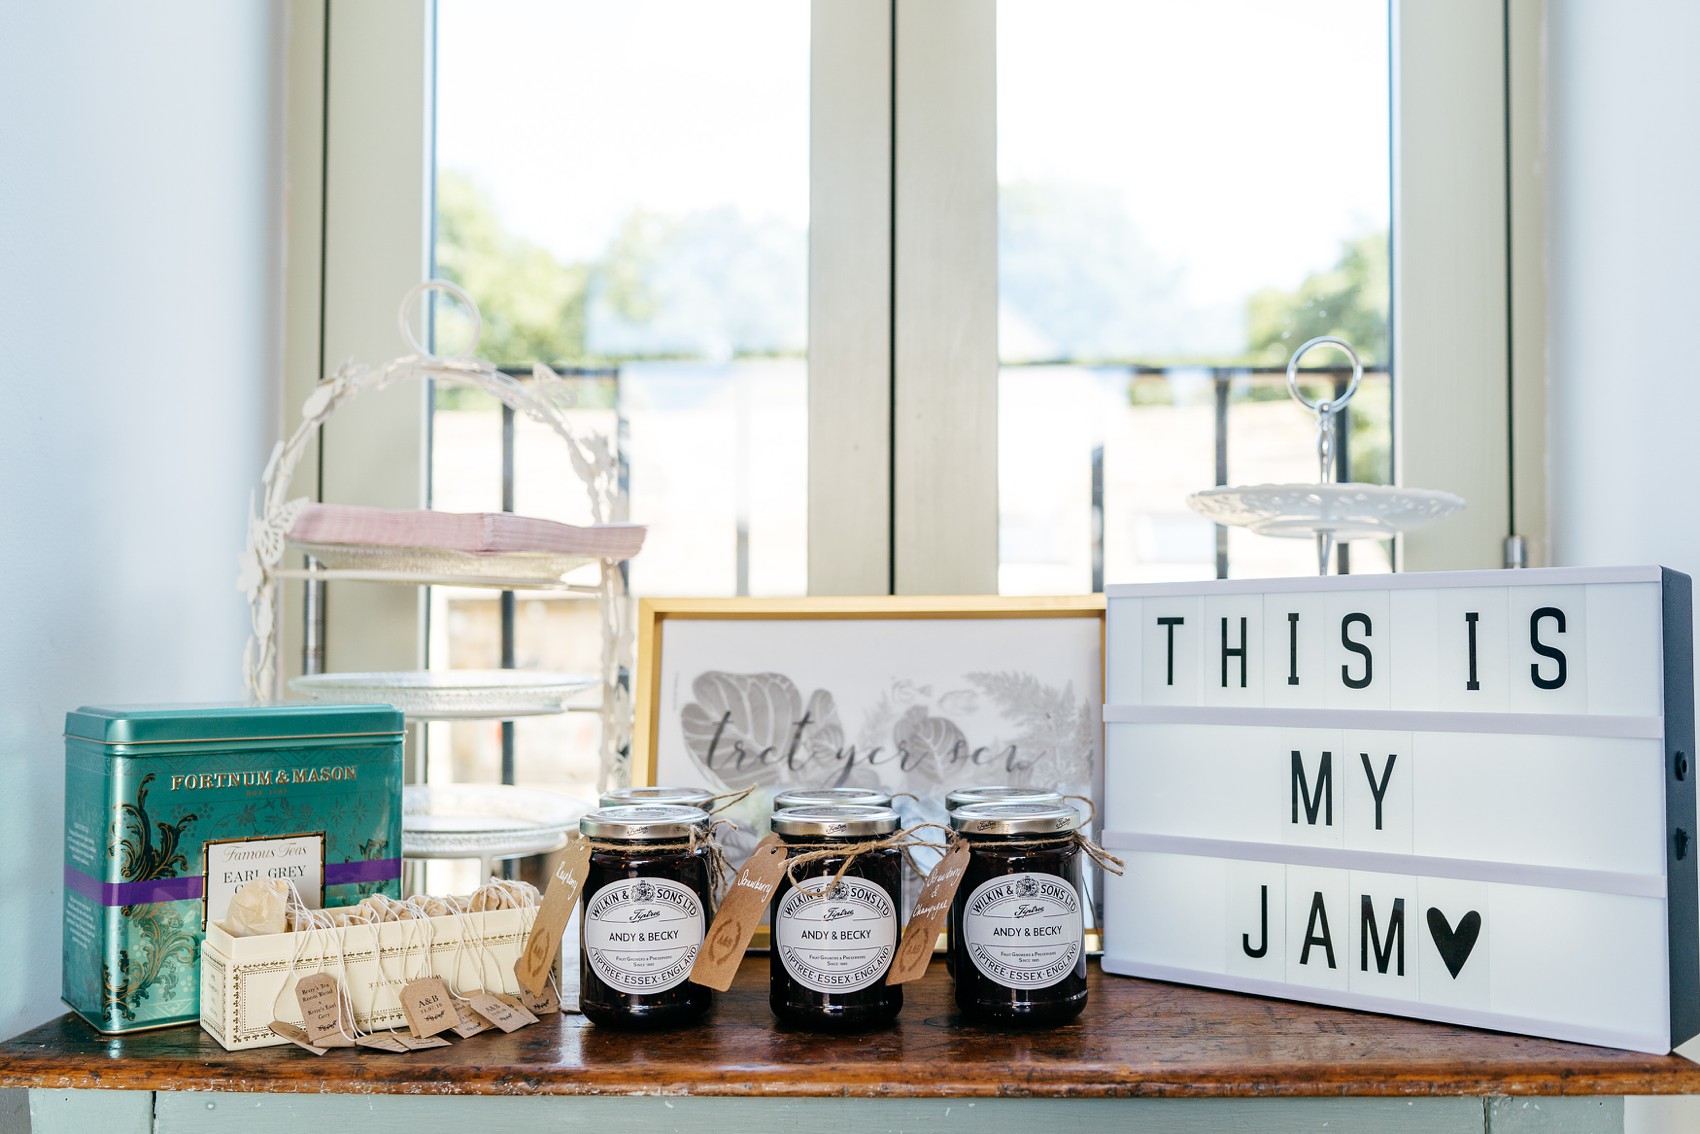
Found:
450,997 -> 493,1038
398,977 -> 458,1038
493,992 -> 543,1022
295,973 -> 356,1046
469,990 -> 537,1032
690,834 -> 789,991
514,976 -> 560,1016
354,1033 -> 411,1053
888,840 -> 971,984
394,1034 -> 454,1050
270,1020 -> 329,1056
516,832 -> 592,996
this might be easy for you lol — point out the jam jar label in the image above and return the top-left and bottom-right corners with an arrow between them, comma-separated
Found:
583,877 -> 705,994
962,872 -> 1083,989
775,875 -> 898,994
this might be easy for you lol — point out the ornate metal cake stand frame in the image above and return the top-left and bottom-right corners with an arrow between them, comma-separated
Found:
239,280 -> 636,787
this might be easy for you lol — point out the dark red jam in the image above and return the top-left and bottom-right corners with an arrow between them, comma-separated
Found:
578,804 -> 714,1029
948,802 -> 1087,1025
769,804 -> 903,1030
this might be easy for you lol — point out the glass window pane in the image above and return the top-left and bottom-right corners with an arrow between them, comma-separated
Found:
997,0 -> 1392,590
429,0 -> 811,805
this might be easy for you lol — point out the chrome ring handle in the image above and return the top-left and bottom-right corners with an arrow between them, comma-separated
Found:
1286,336 -> 1364,488
1285,335 -> 1363,416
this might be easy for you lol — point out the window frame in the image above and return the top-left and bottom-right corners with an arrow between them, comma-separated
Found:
283,0 -> 1547,691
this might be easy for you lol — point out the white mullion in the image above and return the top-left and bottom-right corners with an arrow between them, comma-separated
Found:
892,0 -> 999,596
1508,0 -> 1549,567
317,0 -> 433,675
1393,0 -> 1512,572
278,0 -> 327,690
808,0 -> 894,596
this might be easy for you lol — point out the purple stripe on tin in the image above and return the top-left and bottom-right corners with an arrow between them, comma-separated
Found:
63,865 -> 202,905
63,858 -> 399,908
326,857 -> 401,886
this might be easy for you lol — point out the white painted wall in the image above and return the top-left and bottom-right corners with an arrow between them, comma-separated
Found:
1546,1 -> 1700,1129
1548,0 -> 1700,578
0,1 -> 285,1126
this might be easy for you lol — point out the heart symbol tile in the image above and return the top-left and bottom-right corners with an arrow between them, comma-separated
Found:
1426,907 -> 1482,979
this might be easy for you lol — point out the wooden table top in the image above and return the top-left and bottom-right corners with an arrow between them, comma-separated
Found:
5,960 -> 1700,1099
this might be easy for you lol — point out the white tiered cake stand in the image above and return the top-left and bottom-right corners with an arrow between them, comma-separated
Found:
1187,336 -> 1465,575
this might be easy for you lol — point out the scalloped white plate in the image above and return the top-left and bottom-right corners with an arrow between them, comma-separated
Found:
402,784 -> 591,859
1187,483 -> 1465,541
288,669 -> 596,720
292,540 -> 596,583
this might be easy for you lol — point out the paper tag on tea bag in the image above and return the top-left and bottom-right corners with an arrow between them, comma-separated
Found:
492,992 -> 543,1022
398,977 -> 458,1038
469,990 -> 537,1032
514,974 -> 560,1016
690,834 -> 789,991
450,997 -> 493,1038
270,1020 -> 329,1055
394,1034 -> 455,1050
887,840 -> 971,984
295,973 -> 356,1046
516,832 -> 592,996
354,1034 -> 411,1053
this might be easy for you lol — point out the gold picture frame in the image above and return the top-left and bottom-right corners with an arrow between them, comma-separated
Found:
633,593 -> 1106,784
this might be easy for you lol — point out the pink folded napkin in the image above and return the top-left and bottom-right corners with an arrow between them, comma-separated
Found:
288,504 -> 646,559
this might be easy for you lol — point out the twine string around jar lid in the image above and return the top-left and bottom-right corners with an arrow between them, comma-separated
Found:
951,802 -> 1124,875
958,829 -> 1126,876
1062,793 -> 1097,826
701,785 -> 756,815
580,817 -> 737,902
779,821 -> 959,897
600,784 -> 755,816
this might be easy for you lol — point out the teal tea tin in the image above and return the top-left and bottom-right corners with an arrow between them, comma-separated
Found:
62,702 -> 405,1033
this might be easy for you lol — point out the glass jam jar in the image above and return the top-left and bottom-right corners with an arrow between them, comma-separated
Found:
599,785 -> 716,809
949,802 -> 1087,1025
944,785 -> 1065,811
771,786 -> 893,811
769,804 -> 903,1030
578,804 -> 714,1029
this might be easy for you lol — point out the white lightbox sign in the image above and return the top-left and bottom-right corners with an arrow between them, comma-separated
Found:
1099,566 -> 1696,1053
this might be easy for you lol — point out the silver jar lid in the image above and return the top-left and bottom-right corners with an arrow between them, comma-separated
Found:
949,801 -> 1081,836
580,804 -> 709,841
944,785 -> 1065,810
599,785 -> 716,809
771,786 -> 894,811
771,804 -> 900,838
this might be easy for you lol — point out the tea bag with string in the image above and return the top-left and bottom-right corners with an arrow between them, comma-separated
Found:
441,905 -> 496,1038
225,878 -> 291,937
452,895 -> 539,1032
276,888 -> 359,1049
267,900 -> 337,1053
386,914 -> 455,1049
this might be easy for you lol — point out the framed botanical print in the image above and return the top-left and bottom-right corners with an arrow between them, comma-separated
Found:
632,595 -> 1105,867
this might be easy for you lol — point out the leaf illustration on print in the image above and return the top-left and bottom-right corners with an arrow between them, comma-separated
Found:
936,689 -> 981,716
892,706 -> 963,786
681,672 -> 843,791
967,672 -> 1095,787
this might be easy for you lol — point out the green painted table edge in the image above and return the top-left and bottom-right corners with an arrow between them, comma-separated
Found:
23,1091 -> 1630,1134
